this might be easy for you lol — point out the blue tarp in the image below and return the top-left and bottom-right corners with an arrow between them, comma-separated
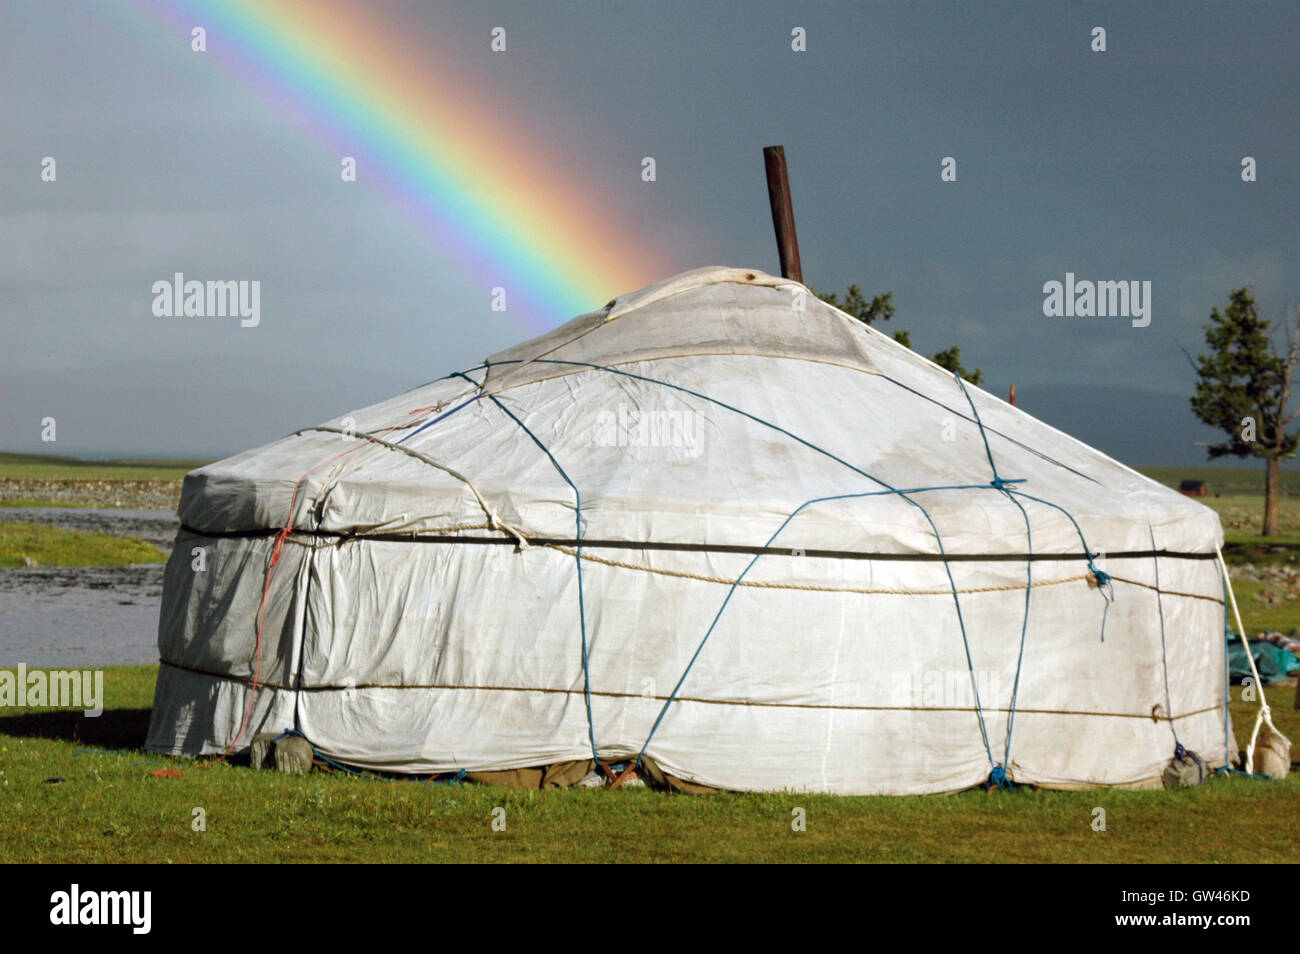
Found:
1227,635 -> 1300,684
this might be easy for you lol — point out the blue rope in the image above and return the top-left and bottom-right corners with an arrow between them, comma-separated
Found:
954,374 -> 1031,790
389,357 -> 1127,789
1215,765 -> 1272,780
269,728 -> 370,777
1002,488 -> 1113,640
268,729 -> 468,784
466,385 -> 602,769
439,369 -> 595,769
633,482 -> 1024,769
393,367 -> 491,445
463,365 -> 999,773
512,357 -> 1004,775
1173,742 -> 1204,783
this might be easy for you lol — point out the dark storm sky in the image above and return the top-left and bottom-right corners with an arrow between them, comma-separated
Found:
1,0 -> 1296,467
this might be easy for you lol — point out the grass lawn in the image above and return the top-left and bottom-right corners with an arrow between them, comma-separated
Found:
0,451 -> 203,509
1224,577 -> 1300,634
1137,464 -> 1300,498
1,459 -> 1294,863
0,666 -> 1295,863
0,499 -> 84,509
0,451 -> 206,483
0,523 -> 167,568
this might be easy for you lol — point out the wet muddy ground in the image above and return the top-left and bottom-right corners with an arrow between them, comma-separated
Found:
0,506 -> 179,552
0,507 -> 178,667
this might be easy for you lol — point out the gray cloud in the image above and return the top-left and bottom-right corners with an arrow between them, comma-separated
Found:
2,0 -> 1296,465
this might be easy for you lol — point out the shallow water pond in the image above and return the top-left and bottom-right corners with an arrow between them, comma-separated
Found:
0,507 -> 177,667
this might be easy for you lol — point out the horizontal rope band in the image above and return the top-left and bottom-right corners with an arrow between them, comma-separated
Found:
158,659 -> 1223,722
543,544 -> 1224,604
177,524 -> 1219,565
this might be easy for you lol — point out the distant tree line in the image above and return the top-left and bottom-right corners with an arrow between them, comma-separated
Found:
815,284 -> 983,385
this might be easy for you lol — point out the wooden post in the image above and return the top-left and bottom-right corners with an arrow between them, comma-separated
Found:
763,145 -> 802,283
1009,383 -> 1016,406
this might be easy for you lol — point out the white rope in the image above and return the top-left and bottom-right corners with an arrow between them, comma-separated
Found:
1215,544 -> 1286,772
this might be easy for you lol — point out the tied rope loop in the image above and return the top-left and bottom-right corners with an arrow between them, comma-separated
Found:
1214,544 -> 1287,774
1087,557 -> 1114,643
1004,485 -> 1113,642
986,764 -> 1013,791
219,466 -> 337,762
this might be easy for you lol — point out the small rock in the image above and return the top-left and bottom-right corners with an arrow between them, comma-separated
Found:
1162,753 -> 1205,789
249,732 -> 280,770
273,736 -> 314,775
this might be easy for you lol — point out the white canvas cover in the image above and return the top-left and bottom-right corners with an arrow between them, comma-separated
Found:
146,267 -> 1230,794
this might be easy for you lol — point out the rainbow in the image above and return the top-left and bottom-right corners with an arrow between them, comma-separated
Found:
130,0 -> 665,328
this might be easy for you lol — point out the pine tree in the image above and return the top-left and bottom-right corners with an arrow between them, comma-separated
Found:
1189,288 -> 1299,536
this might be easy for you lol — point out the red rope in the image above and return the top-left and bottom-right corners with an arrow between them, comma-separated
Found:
215,419 -> 413,762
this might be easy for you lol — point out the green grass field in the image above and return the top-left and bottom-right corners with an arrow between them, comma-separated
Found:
1137,465 -> 1300,497
0,456 -> 1296,863
0,451 -> 204,508
0,523 -> 167,568
0,666 -> 1295,864
0,451 -> 206,483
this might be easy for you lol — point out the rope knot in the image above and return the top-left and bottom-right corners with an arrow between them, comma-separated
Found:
489,512 -> 531,550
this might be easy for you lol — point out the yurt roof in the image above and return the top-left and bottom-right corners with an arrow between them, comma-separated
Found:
179,267 -> 1221,562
